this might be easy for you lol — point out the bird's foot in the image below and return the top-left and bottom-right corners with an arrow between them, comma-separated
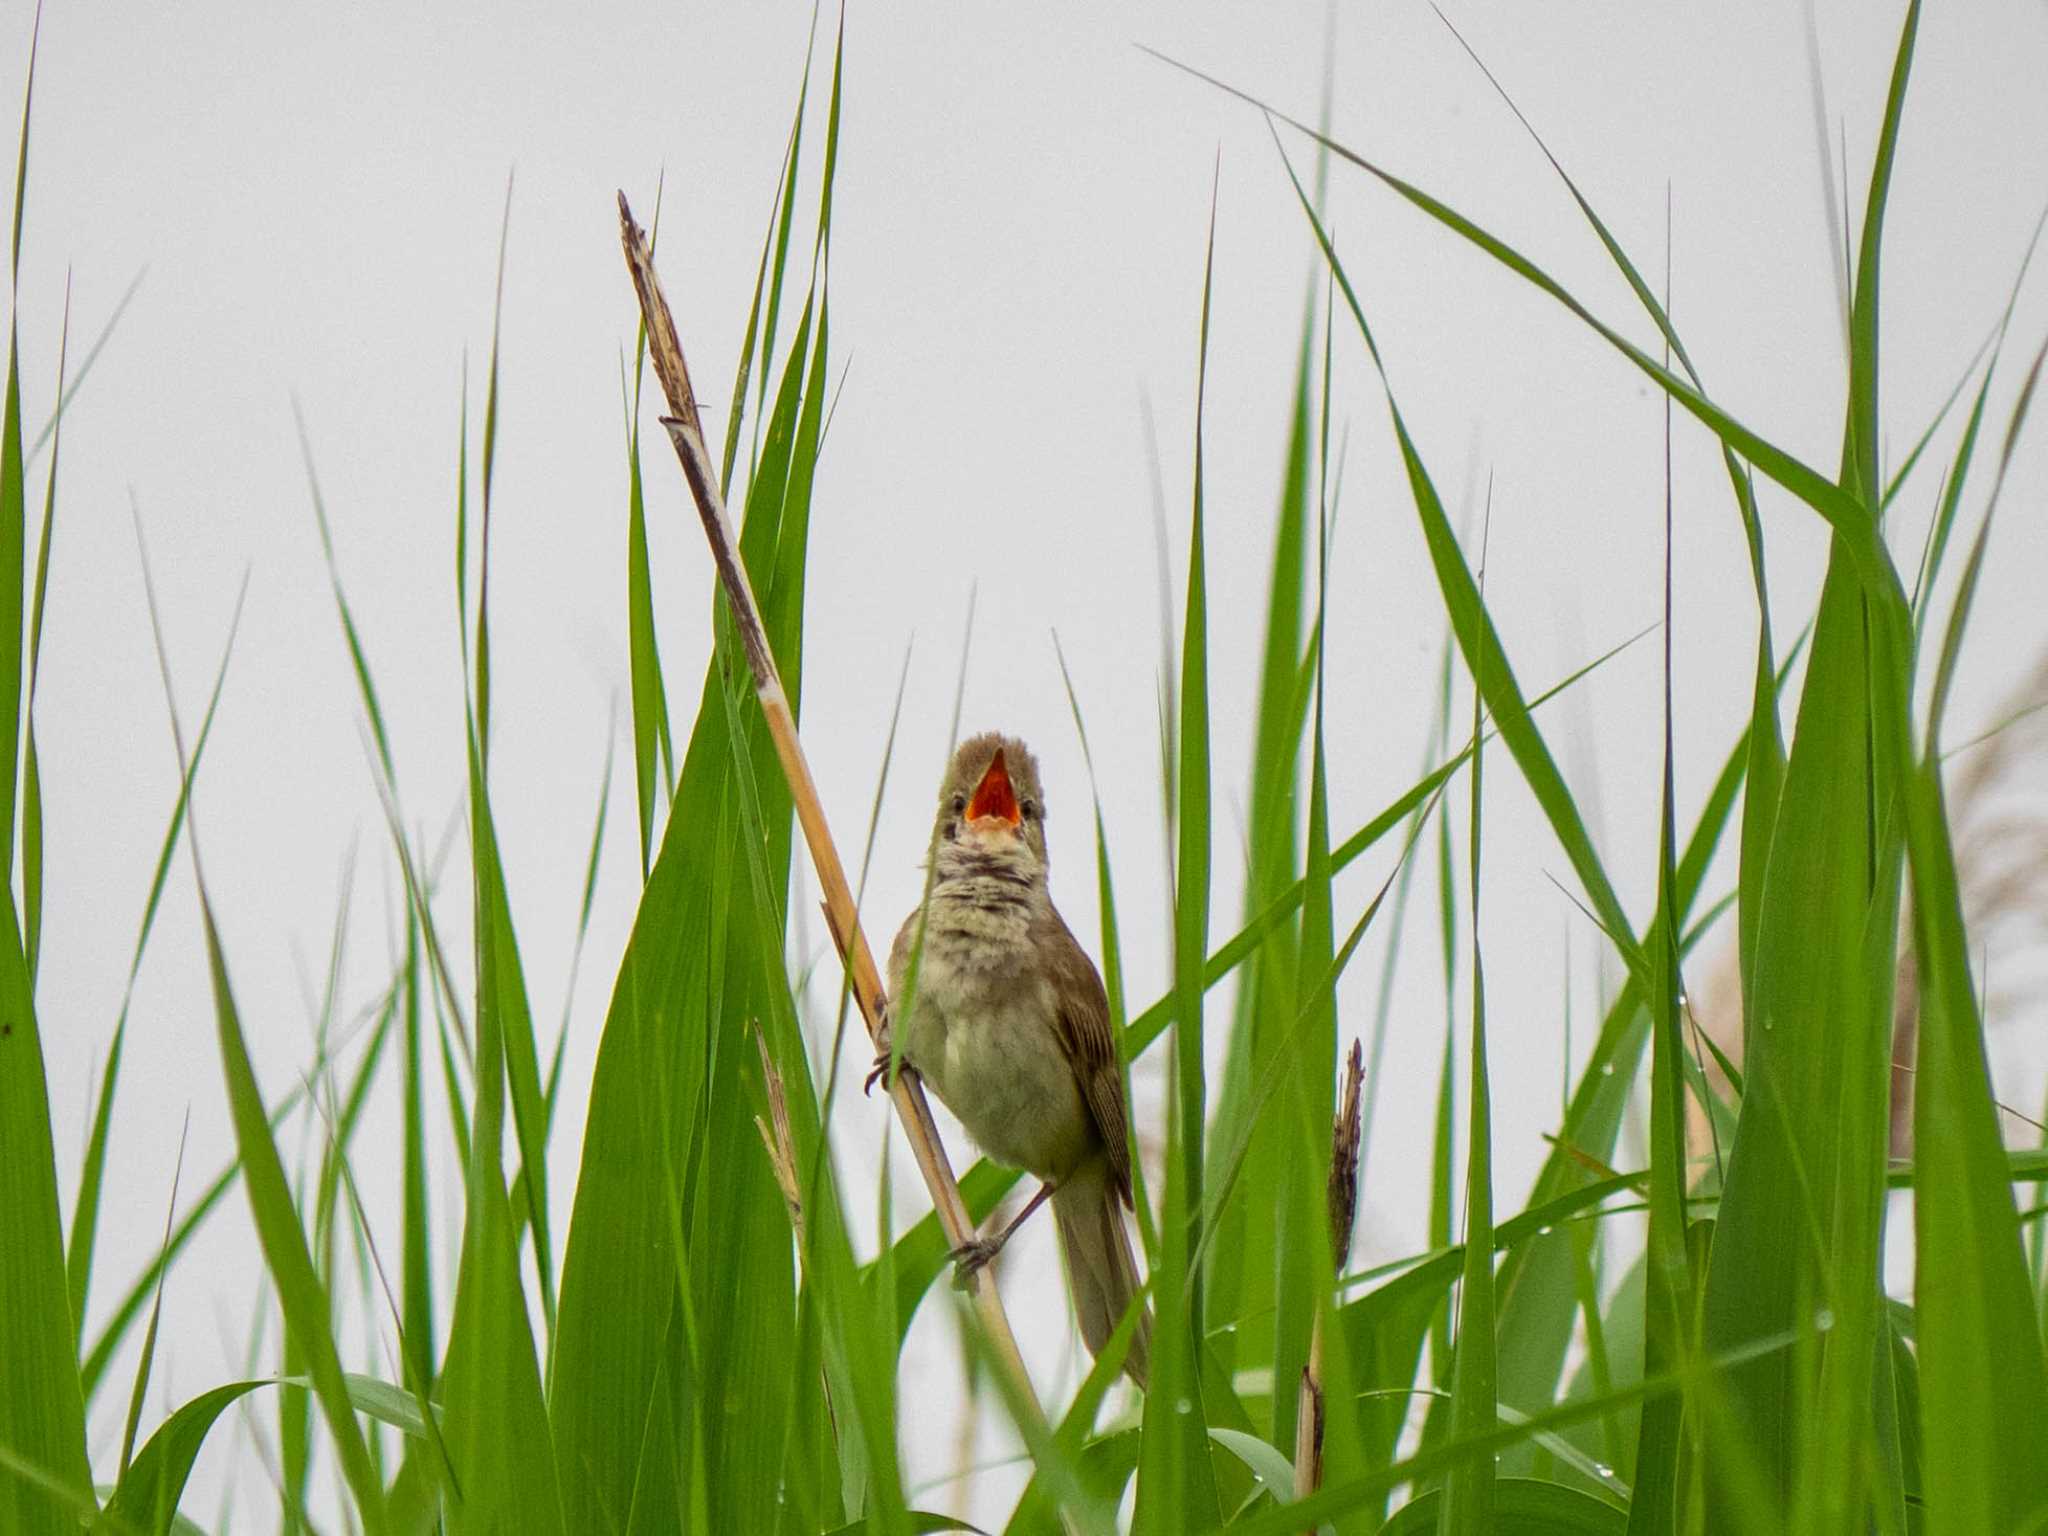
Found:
950,1234 -> 1005,1289
864,1047 -> 914,1097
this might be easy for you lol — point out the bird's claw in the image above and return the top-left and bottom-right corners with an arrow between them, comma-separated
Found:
950,1235 -> 1003,1289
865,1048 -> 914,1097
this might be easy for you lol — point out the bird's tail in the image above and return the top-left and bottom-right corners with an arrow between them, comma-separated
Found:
1052,1157 -> 1151,1390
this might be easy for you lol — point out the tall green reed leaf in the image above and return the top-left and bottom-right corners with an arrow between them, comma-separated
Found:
0,21 -> 93,1525
436,718 -> 566,1534
1205,283 -> 1312,1379
21,276 -> 65,982
1439,522 -> 1497,1532
1905,341 -> 2048,1536
1627,334 -> 1695,1536
1135,169 -> 1222,1534
625,321 -> 675,878
552,59 -> 837,1517
1697,11 -> 1918,1523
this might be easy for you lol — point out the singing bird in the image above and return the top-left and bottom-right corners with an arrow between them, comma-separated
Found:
874,732 -> 1151,1388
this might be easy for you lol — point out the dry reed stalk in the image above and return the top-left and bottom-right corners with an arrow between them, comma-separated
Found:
1295,1039 -> 1365,1516
615,192 -> 1072,1506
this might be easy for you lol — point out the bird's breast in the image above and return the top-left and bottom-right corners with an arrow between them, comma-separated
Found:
899,911 -> 1091,1181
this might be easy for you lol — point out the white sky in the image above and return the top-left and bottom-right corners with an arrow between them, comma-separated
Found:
9,1 -> 2047,1527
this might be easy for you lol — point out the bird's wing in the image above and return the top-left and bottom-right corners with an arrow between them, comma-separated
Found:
886,908 -> 915,999
1041,908 -> 1135,1208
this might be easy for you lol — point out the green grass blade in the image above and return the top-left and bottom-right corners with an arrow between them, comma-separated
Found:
1903,334 -> 2048,1535
437,724 -> 566,1534
24,264 -> 143,465
1699,547 -> 1902,1522
1115,623 -> 1650,1069
0,33 -> 92,1509
67,584 -> 240,1346
473,177 -> 512,760
1135,171 -> 1223,1535
0,219 -> 27,911
1423,20 -> 1797,1034
1272,303 -> 1334,1465
1005,1295 -> 1153,1533
1626,377 -> 1693,1536
399,895 -> 434,1396
721,128 -> 785,496
1912,226 -> 2040,640
1385,1478 -> 1627,1534
751,31 -> 814,445
1204,276 -> 1313,1370
298,409 -> 399,782
115,1119 -> 189,1485
1427,744 -> 1457,1428
1224,1328 -> 1806,1536
193,882 -> 388,1532
0,810 -> 91,1535
21,276 -> 68,982
103,1381 -> 268,1536
1181,69 -> 1911,624
1842,0 -> 1920,508
624,346 -> 674,878
464,741 -> 555,1329
1055,635 -> 1157,1253
864,1161 -> 1020,1347
1906,746 -> 2048,1533
714,640 -> 910,1535
79,1060 -> 310,1401
552,162 -> 828,1530
1439,529 -> 1497,1532
1271,135 -> 1641,984
1699,10 -> 1922,1522
6,4 -> 28,271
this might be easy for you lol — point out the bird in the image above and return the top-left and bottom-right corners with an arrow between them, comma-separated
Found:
870,731 -> 1151,1389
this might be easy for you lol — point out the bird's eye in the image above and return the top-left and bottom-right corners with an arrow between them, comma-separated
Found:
950,793 -> 967,815
1021,799 -> 1039,821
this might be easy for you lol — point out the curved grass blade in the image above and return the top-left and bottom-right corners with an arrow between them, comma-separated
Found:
1381,1477 -> 1626,1534
1122,622 -> 1654,1069
102,1381 -> 267,1536
1270,131 -> 1642,988
1424,10 -> 1795,1028
1225,1329 -> 1802,1536
1160,53 -> 1911,628
192,884 -> 388,1533
67,583 -> 240,1348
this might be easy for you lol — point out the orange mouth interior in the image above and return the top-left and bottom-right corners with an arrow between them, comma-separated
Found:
966,748 -> 1021,824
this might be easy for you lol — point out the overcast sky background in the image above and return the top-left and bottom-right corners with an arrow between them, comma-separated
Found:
9,1 -> 2048,1526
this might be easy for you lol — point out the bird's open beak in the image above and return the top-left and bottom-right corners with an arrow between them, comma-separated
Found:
966,748 -> 1022,826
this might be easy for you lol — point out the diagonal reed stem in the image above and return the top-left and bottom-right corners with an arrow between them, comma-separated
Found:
614,191 -> 1071,1504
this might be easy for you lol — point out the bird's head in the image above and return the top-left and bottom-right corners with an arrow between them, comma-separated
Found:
932,731 -> 1049,880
